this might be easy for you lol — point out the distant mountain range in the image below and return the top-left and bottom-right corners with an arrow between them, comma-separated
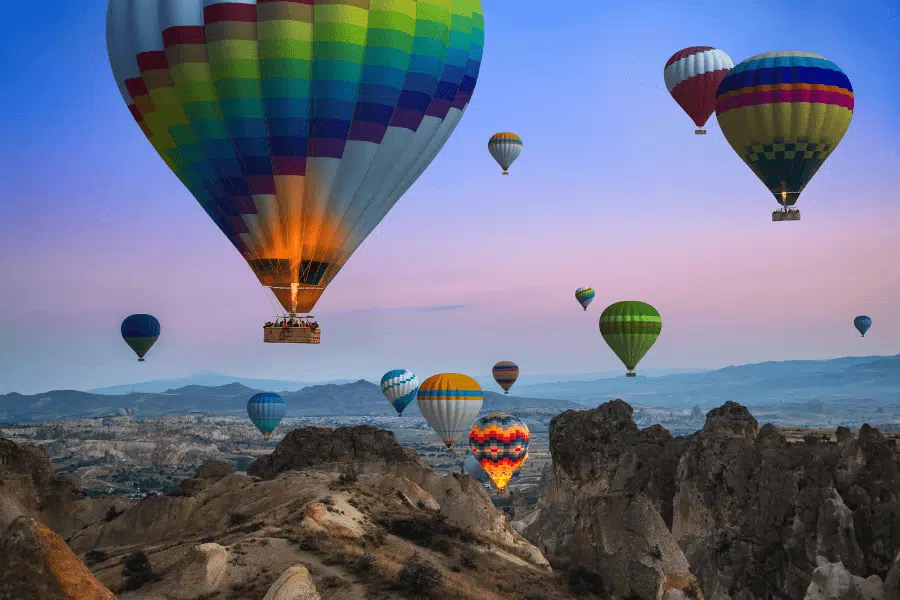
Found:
0,380 -> 580,423
517,354 -> 900,407
87,373 -> 356,395
4,354 -> 900,424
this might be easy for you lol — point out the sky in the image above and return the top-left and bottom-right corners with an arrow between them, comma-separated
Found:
1,0 -> 899,394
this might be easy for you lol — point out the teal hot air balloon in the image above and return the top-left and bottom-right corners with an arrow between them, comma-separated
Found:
121,314 -> 160,361
380,369 -> 419,416
854,316 -> 872,337
247,392 -> 286,441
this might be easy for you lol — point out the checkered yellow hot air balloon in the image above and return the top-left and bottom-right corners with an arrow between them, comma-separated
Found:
715,52 -> 853,220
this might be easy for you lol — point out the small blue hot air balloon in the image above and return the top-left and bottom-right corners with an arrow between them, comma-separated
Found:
380,370 -> 419,416
121,314 -> 160,361
854,316 -> 872,338
247,392 -> 286,441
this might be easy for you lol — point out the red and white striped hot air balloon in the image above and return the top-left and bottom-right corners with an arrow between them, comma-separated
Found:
664,47 -> 734,135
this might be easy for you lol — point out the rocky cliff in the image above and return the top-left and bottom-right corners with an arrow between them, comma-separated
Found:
521,400 -> 900,600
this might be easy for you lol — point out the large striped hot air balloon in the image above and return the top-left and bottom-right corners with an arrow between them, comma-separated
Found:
599,301 -> 662,377
417,373 -> 483,450
247,392 -> 286,441
488,132 -> 522,175
491,361 -> 519,394
854,316 -> 872,338
664,46 -> 734,135
380,369 -> 419,416
468,412 -> 530,492
120,314 -> 161,361
575,286 -> 595,311
106,0 -> 484,318
715,52 -> 854,221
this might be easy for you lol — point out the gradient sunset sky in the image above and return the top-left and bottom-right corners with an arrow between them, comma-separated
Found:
1,0 -> 898,393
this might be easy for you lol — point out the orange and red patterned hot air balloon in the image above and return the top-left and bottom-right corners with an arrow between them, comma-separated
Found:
664,47 -> 734,135
468,412 -> 530,491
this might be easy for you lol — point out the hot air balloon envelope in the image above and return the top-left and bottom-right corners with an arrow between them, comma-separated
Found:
107,1 -> 484,315
664,47 -> 734,133
247,392 -> 286,441
575,287 -> 595,311
715,52 -> 853,217
854,316 -> 872,337
121,314 -> 160,361
488,132 -> 522,174
469,412 -> 530,491
417,373 -> 483,449
492,361 -> 519,394
599,301 -> 662,377
381,369 -> 420,416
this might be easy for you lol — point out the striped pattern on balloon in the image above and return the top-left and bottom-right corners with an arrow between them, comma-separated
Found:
599,301 -> 662,377
106,0 -> 484,314
380,369 -> 420,415
491,361 -> 519,394
664,46 -> 734,133
575,286 -> 595,311
247,392 -> 286,441
715,52 -> 854,211
417,373 -> 484,450
488,132 -> 523,174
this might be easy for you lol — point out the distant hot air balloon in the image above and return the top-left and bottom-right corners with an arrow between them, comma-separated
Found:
715,52 -> 854,221
599,301 -> 662,377
488,132 -> 522,175
106,1 -> 485,325
469,412 -> 530,492
664,47 -> 734,135
575,287 -> 595,311
247,392 -> 286,441
854,316 -> 872,337
417,373 -> 483,450
120,314 -> 160,362
380,370 -> 420,416
492,361 -> 519,394
464,454 -> 491,483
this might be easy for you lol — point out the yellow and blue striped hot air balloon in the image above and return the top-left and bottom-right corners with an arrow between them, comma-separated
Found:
488,132 -> 522,175
106,0 -> 484,317
417,373 -> 483,450
715,52 -> 853,220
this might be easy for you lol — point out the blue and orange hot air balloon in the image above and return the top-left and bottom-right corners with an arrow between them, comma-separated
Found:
664,46 -> 734,135
488,132 -> 522,175
715,52 -> 854,220
106,1 -> 484,320
469,412 -> 530,491
247,392 -> 286,441
121,314 -> 160,361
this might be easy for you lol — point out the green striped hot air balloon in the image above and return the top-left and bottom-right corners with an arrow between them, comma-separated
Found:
599,301 -> 662,377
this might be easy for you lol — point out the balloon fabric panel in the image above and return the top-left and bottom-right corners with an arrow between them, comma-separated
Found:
107,0 -> 484,313
715,52 -> 853,206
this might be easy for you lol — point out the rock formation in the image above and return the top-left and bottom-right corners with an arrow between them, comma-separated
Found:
522,399 -> 900,600
0,516 -> 116,600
